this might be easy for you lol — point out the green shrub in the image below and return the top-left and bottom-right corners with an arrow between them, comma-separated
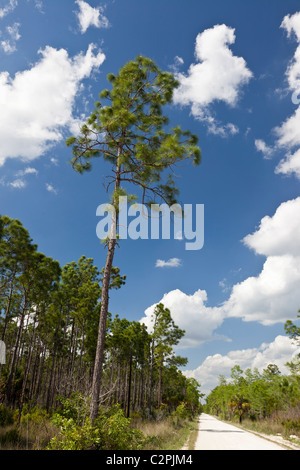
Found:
19,407 -> 49,425
282,419 -> 300,438
55,392 -> 90,425
47,403 -> 145,450
0,428 -> 20,445
0,405 -> 14,426
172,402 -> 190,420
47,416 -> 102,450
97,405 -> 145,450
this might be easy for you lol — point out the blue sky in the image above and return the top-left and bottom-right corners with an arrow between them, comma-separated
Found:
1,0 -> 300,396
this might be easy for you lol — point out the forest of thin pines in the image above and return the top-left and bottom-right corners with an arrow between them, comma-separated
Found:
0,215 -> 202,450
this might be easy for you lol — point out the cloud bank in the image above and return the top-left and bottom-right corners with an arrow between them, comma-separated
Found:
185,336 -> 299,395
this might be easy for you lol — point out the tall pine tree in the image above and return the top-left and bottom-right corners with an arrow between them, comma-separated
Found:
66,56 -> 201,422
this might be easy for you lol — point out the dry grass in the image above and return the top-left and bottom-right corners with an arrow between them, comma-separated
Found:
185,418 -> 199,450
233,406 -> 300,444
0,420 -> 58,450
0,408 -> 200,451
131,415 -> 199,450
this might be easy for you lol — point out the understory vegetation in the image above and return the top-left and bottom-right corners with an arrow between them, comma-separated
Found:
0,215 -> 202,450
0,395 -> 199,450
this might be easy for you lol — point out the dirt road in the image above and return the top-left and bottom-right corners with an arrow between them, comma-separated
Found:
194,414 -> 286,450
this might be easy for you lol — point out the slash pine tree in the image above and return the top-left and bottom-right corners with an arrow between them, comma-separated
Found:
66,55 -> 201,423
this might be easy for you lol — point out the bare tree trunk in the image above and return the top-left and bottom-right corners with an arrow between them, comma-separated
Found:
158,360 -> 163,407
126,344 -> 133,418
147,338 -> 155,416
18,318 -> 37,423
90,152 -> 121,424
108,359 -> 115,406
1,281 -> 14,342
6,295 -> 27,405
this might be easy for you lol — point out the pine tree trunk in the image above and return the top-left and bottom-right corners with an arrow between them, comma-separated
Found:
6,295 -> 27,405
126,344 -> 133,418
148,339 -> 155,416
17,318 -> 36,423
90,152 -> 121,424
108,359 -> 115,406
1,281 -> 14,342
158,361 -> 163,407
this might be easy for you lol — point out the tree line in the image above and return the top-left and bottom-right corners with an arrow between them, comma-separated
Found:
205,317 -> 300,425
0,215 -> 201,423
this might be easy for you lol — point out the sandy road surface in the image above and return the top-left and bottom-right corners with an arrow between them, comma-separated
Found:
194,414 -> 286,450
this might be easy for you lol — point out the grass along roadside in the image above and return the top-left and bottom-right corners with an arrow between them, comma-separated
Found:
233,418 -> 300,450
0,408 -> 201,450
183,417 -> 200,450
131,415 -> 200,450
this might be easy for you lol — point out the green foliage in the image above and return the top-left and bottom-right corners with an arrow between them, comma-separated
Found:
96,405 -> 145,450
0,428 -> 20,446
0,405 -> 14,426
54,393 -> 90,425
285,314 -> 300,345
282,419 -> 300,438
47,415 -> 101,450
67,55 -> 201,208
18,407 -> 49,425
205,363 -> 300,423
173,403 -> 190,420
48,403 -> 145,450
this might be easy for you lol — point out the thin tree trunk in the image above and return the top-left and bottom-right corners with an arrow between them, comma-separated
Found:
46,350 -> 57,412
108,359 -> 115,406
6,295 -> 27,405
17,318 -> 36,423
90,151 -> 121,424
126,343 -> 133,418
132,367 -> 137,411
158,359 -> 163,407
33,346 -> 45,406
1,280 -> 14,342
147,338 -> 155,416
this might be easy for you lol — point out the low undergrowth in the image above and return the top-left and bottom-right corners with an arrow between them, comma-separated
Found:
0,398 -> 200,450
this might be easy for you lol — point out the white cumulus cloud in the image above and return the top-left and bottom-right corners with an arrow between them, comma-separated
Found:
243,197 -> 300,257
75,0 -> 109,34
256,12 -> 300,180
173,24 -> 253,136
223,197 -> 300,325
275,148 -> 300,179
0,43 -> 105,166
140,289 -> 226,349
